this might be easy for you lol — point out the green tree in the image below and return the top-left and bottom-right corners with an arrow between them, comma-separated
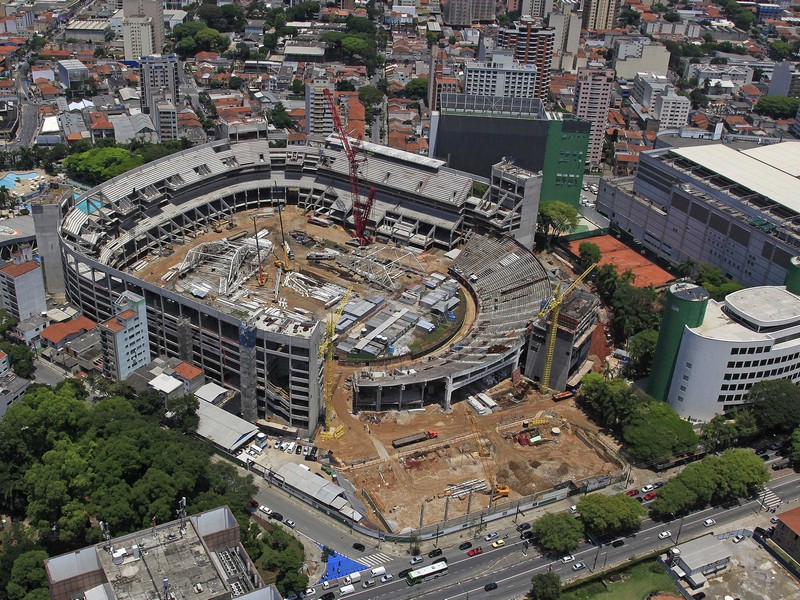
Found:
696,264 -> 742,300
269,102 -> 295,129
578,241 -> 601,266
537,201 -> 579,247
6,550 -> 49,600
358,84 -> 383,106
229,75 -> 243,89
610,284 -> 660,344
290,78 -> 305,95
791,426 -> 800,466
531,513 -> 584,555
755,95 -> 800,119
623,401 -> 699,463
165,394 -> 200,433
747,378 -> 800,434
578,493 -> 645,538
529,572 -> 562,600
335,80 -> 356,92
769,40 -> 793,60
0,341 -> 33,377
624,329 -> 659,379
701,410 -> 757,451
578,374 -> 640,436
404,77 -> 428,100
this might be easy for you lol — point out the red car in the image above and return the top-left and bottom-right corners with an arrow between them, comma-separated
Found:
643,491 -> 657,501
626,489 -> 639,497
468,547 -> 484,557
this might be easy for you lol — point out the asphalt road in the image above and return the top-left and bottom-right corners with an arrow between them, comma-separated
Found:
256,471 -> 800,599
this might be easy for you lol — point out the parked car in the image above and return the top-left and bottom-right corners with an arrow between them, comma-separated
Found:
658,531 -> 672,540
468,547 -> 484,557
320,593 -> 335,600
398,569 -> 411,578
352,543 -> 365,552
459,541 -> 473,551
641,484 -> 655,493
304,588 -> 316,597
611,539 -> 625,547
380,574 -> 393,583
732,535 -> 745,543
491,540 -> 505,548
625,489 -> 639,497
428,548 -> 443,558
270,512 -> 283,522
643,492 -> 657,501
259,505 -> 272,515
410,556 -> 424,565
703,519 -> 716,527
771,516 -> 779,524
653,481 -> 666,489
516,523 -> 531,532
572,562 -> 586,571
484,531 -> 499,541
284,518 -> 296,528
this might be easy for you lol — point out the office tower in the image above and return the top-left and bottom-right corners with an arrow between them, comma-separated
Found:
140,54 -> 180,140
496,20 -> 555,98
123,0 -> 164,53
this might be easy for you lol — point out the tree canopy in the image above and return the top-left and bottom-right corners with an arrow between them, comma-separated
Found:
537,201 -> 579,247
650,449 -> 769,517
529,572 -> 562,600
577,493 -> 645,539
754,95 -> 800,119
531,513 -> 584,555
624,329 -> 659,380
578,241 -> 601,266
404,77 -> 428,100
747,379 -> 800,434
623,401 -> 699,463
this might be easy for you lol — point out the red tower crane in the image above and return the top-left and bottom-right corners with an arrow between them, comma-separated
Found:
323,88 -> 375,245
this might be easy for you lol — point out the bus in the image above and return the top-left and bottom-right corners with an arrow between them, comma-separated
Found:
406,559 -> 448,586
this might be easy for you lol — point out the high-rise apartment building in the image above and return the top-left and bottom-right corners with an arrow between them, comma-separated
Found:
583,0 -> 621,31
548,0 -> 582,71
99,291 -> 151,380
122,0 -> 164,53
496,21 -> 555,98
573,66 -> 614,166
140,54 -> 179,140
443,0 -> 496,26
305,81 -> 334,136
521,0 -> 554,18
463,51 -> 540,98
122,16 -> 154,61
0,245 -> 46,322
655,90 -> 690,130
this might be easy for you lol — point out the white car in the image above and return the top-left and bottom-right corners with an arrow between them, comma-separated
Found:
410,556 -> 424,565
561,555 -> 575,563
258,505 -> 272,515
658,531 -> 672,540
380,574 -> 393,583
484,531 -> 499,541
703,519 -> 716,527
304,588 -> 316,597
572,562 -> 585,571
641,484 -> 655,493
284,518 -> 296,528
732,535 -> 745,543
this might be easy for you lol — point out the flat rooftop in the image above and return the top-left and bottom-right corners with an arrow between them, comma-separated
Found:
725,286 -> 800,329
671,142 -> 800,216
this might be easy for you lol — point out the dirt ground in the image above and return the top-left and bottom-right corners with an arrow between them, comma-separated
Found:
318,385 -> 618,531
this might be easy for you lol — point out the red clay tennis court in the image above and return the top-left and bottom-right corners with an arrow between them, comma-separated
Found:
566,235 -> 674,288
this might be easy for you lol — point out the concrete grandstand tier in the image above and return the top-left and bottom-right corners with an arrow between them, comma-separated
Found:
353,233 -> 551,411
58,139 -> 541,434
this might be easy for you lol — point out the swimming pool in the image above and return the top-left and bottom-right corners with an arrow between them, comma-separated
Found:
0,172 -> 38,189
76,197 -> 103,215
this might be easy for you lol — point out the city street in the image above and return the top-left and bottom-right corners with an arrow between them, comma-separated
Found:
250,468 -> 800,599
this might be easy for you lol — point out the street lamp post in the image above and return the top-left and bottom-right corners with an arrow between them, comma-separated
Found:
676,514 -> 686,543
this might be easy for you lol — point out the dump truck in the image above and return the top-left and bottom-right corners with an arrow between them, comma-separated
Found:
392,430 -> 438,449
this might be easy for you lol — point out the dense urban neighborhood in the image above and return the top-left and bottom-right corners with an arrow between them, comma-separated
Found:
1,0 -> 800,599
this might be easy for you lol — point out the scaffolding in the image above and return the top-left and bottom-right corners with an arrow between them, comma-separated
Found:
336,245 -> 427,291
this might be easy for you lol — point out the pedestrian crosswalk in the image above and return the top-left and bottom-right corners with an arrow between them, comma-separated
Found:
758,487 -> 782,510
359,552 -> 393,567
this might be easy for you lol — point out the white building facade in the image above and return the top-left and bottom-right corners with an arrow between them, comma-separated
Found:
99,291 -> 151,380
463,51 -> 540,98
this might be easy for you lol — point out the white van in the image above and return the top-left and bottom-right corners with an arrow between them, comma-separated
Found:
338,584 -> 355,596
369,566 -> 386,577
286,442 -> 296,454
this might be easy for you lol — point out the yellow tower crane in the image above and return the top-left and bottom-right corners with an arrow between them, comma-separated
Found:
537,262 -> 597,393
318,288 -> 353,436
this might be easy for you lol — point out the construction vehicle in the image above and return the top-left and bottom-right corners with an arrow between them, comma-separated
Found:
492,483 -> 510,500
318,288 -> 353,435
323,88 -> 376,246
536,263 -> 597,393
391,430 -> 438,449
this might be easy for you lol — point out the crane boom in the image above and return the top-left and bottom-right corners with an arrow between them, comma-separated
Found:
323,88 -> 374,245
537,262 -> 597,392
318,287 -> 353,431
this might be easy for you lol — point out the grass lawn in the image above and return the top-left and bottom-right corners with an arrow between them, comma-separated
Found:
560,561 -> 677,600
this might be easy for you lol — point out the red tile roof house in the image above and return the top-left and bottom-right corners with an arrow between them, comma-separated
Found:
40,316 -> 97,350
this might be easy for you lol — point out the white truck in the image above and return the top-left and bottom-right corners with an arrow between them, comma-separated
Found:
343,572 -> 361,585
369,566 -> 386,577
338,584 -> 355,596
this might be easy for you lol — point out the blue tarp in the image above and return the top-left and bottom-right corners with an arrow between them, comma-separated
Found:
317,545 -> 368,584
